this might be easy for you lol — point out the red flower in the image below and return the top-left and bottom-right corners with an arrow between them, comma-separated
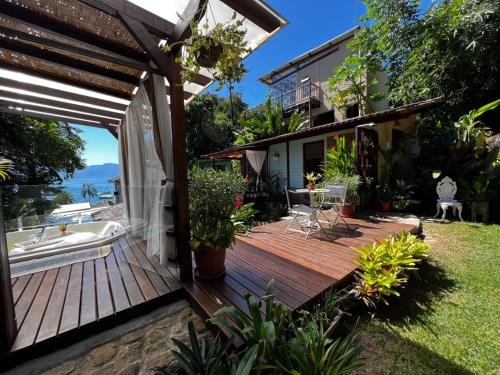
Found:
331,146 -> 337,153
236,195 -> 242,210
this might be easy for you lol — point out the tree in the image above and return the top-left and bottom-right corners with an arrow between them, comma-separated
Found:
0,114 -> 85,219
52,191 -> 75,206
234,98 -> 304,146
186,93 -> 247,161
81,183 -> 97,203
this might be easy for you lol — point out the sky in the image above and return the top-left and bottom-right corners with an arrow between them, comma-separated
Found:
71,0 -> 368,166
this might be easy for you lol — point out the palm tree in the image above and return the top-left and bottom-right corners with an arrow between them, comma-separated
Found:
81,183 -> 97,203
0,157 -> 12,181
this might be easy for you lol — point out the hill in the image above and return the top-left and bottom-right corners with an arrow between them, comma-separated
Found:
70,163 -> 119,181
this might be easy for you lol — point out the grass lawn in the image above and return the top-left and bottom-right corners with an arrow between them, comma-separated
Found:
355,221 -> 499,375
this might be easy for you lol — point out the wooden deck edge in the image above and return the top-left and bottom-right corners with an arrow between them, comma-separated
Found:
1,288 -> 186,371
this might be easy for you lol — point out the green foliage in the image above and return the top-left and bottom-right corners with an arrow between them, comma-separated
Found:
170,320 -> 257,375
234,98 -> 303,146
231,202 -> 258,234
186,93 -> 247,161
188,168 -> 247,251
323,173 -> 361,204
391,179 -> 415,211
81,183 -> 97,203
454,98 -> 500,143
0,114 -> 85,220
0,157 -> 12,181
164,12 -> 250,90
351,232 -> 430,308
210,280 -> 364,374
52,191 -> 75,206
322,136 -> 357,177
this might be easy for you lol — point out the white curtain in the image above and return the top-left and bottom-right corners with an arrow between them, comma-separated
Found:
120,75 -> 175,264
246,150 -> 267,186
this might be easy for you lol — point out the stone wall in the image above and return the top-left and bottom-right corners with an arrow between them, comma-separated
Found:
41,302 -> 208,375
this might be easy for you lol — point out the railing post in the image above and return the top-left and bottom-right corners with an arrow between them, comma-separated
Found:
0,188 -> 17,351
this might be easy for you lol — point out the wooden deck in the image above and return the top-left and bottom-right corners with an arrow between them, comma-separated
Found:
9,234 -> 182,353
184,216 -> 416,320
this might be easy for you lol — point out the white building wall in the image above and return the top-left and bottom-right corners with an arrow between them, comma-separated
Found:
268,142 -> 288,182
288,134 -> 327,188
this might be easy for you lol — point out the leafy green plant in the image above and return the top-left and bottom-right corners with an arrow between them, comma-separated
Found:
454,98 -> 500,143
376,184 -> 391,203
189,167 -> 247,252
323,136 -> 357,177
276,320 -> 364,375
231,202 -> 258,234
323,172 -> 361,204
0,157 -> 12,181
164,11 -> 251,91
351,232 -> 430,308
210,279 -> 291,362
391,179 -> 415,211
234,98 -> 303,146
170,320 -> 257,375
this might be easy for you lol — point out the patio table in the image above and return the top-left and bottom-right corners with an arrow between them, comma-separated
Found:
288,188 -> 330,227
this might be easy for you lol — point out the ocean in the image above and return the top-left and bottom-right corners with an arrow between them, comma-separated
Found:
61,178 -> 115,205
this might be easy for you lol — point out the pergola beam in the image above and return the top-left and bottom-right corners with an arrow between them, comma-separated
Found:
0,105 -> 113,128
0,61 -> 132,101
0,89 -> 125,119
0,100 -> 120,125
220,0 -> 283,33
0,76 -> 128,112
0,37 -> 140,86
0,0 -> 148,62
0,25 -> 158,74
79,0 -> 175,39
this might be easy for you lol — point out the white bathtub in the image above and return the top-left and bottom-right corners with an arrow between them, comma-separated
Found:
8,221 -> 126,263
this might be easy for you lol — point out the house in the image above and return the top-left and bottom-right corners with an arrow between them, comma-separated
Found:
206,30 -> 443,188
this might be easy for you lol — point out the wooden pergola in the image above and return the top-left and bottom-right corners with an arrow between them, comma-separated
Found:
0,0 -> 286,351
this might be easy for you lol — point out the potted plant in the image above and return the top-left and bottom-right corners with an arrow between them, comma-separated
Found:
325,172 -> 361,217
58,223 -> 68,235
305,172 -> 321,190
376,184 -> 391,212
189,168 -> 247,279
164,12 -> 251,91
391,179 -> 415,211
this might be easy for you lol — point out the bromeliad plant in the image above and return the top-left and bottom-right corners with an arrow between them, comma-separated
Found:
350,232 -> 430,308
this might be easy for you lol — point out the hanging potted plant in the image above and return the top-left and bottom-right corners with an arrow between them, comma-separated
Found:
164,11 -> 251,91
189,168 -> 246,279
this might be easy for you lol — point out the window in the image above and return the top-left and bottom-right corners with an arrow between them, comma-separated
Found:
303,141 -> 324,186
313,110 -> 335,126
346,103 -> 359,118
270,73 -> 297,105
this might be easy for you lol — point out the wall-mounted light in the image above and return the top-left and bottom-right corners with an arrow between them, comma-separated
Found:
273,152 -> 280,161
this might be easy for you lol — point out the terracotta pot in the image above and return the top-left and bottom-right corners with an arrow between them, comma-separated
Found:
342,203 -> 356,217
380,201 -> 391,212
306,184 -> 316,190
193,246 -> 226,280
196,40 -> 223,68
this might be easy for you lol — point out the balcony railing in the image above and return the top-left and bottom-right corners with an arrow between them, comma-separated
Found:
249,82 -> 321,115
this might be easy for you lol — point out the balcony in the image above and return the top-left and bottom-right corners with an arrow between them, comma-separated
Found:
250,82 -> 322,117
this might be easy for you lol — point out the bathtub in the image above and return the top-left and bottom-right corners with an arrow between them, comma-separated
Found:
8,221 -> 126,263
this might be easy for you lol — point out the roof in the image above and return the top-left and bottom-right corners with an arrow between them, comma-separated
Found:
259,26 -> 361,84
204,97 -> 444,159
0,0 -> 287,130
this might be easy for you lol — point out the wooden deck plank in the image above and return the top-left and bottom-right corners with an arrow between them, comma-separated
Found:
59,263 -> 83,334
12,269 -> 58,350
12,274 -> 32,305
14,272 -> 45,329
112,245 -> 146,306
123,237 -> 171,296
95,258 -> 114,319
36,265 -> 71,343
119,238 -> 159,301
105,251 -> 131,313
80,260 -> 97,326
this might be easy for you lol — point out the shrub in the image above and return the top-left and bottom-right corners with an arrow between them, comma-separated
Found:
322,136 -> 357,177
350,232 -> 430,308
324,172 -> 361,204
188,167 -> 247,252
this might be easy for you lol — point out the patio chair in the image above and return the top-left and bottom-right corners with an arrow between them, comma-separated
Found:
433,176 -> 464,221
284,187 -> 321,239
319,184 -> 351,229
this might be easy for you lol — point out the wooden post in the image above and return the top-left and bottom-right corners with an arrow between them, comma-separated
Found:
169,57 -> 192,282
0,188 -> 17,351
